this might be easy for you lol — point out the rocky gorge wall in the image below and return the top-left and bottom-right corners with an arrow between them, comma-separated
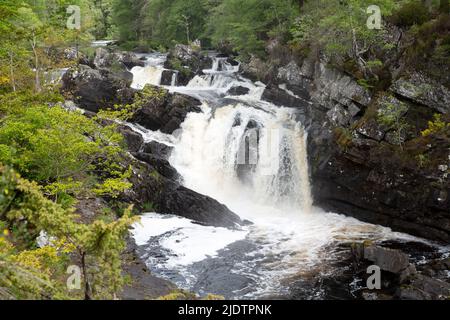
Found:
247,50 -> 450,243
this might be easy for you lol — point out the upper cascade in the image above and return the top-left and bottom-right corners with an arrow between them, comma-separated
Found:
130,53 -> 313,213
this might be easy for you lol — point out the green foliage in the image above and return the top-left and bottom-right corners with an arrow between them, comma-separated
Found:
416,154 -> 430,168
421,114 -> 450,136
0,0 -> 101,93
97,103 -> 139,121
0,91 -> 129,201
206,0 -> 297,56
0,165 -> 138,299
169,57 -> 193,78
112,0 -> 210,48
357,78 -> 375,90
290,0 -> 398,61
157,289 -> 225,300
391,1 -> 431,27
377,100 -> 409,146
111,0 -> 296,55
334,127 -> 354,151
134,85 -> 167,109
157,289 -> 198,300
93,167 -> 132,199
404,14 -> 450,83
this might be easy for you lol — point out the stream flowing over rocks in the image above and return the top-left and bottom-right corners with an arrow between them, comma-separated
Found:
62,45 -> 450,300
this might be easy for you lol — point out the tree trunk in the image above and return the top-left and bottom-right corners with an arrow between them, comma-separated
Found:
31,32 -> 41,93
81,252 -> 92,300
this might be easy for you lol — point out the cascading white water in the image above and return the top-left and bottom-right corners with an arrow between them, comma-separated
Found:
130,53 -> 167,89
167,55 -> 314,213
130,55 -> 427,299
169,103 -> 313,213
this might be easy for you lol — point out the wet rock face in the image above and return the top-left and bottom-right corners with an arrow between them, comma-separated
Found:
308,91 -> 449,241
160,70 -> 178,86
311,147 -> 450,242
261,84 -> 310,109
363,245 -> 410,274
256,56 -> 450,242
120,236 -> 176,300
131,85 -> 202,134
142,141 -> 173,159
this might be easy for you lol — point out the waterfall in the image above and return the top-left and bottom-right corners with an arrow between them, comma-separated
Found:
170,104 -> 313,213
161,55 -> 314,213
186,57 -> 242,93
171,71 -> 178,87
130,53 -> 167,89
129,54 -> 419,299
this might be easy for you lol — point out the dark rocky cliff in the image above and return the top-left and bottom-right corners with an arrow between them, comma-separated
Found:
252,53 -> 450,242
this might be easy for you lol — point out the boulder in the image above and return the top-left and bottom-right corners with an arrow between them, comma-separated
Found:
131,85 -> 202,134
61,65 -> 135,112
94,48 -> 144,71
132,152 -> 179,181
93,48 -> 112,70
227,86 -> 250,96
363,245 -> 410,274
240,55 -> 274,83
396,275 -> 450,300
120,52 -> 146,69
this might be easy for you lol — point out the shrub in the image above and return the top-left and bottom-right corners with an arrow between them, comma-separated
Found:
0,93 -> 130,201
391,1 -> 431,27
421,114 -> 450,136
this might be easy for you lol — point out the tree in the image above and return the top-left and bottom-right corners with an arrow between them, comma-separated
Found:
111,0 -> 136,42
0,165 -> 138,299
0,1 -> 20,92
14,7 -> 45,92
206,0 -> 297,56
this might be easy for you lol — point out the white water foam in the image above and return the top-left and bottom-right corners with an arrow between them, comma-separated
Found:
133,213 -> 248,267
